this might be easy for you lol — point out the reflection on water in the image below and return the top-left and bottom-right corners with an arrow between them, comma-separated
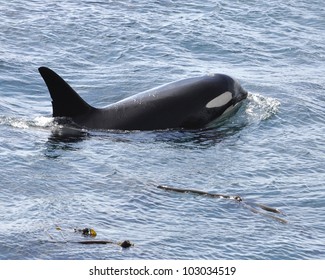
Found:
44,126 -> 89,159
49,126 -> 90,142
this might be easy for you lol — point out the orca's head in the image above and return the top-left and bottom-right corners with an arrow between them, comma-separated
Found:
232,78 -> 248,105
205,74 -> 248,110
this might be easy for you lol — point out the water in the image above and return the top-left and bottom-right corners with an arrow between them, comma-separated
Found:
0,0 -> 324,259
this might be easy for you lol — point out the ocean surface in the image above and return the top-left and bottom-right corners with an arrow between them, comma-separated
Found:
0,0 -> 324,260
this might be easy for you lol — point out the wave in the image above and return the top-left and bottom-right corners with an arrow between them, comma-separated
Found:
208,92 -> 281,134
0,115 -> 54,129
245,93 -> 281,122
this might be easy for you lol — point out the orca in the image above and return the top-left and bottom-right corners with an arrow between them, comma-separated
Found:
39,67 -> 248,130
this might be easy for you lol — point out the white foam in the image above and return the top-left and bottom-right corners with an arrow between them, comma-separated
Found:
32,116 -> 54,128
245,93 -> 280,121
0,116 -> 54,130
11,120 -> 29,129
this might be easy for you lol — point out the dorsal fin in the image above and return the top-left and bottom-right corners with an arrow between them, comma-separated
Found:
39,67 -> 94,117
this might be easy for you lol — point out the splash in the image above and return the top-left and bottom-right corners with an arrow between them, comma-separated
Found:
245,93 -> 281,122
32,116 -> 54,128
0,115 -> 54,129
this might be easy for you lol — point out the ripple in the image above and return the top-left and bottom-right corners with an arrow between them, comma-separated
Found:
1,0 -> 325,260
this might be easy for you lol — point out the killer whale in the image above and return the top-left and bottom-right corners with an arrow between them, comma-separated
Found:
39,67 -> 248,130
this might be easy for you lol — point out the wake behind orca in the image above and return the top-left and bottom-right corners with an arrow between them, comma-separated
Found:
39,67 -> 248,131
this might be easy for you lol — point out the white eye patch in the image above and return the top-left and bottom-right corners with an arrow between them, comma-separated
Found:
206,91 -> 232,108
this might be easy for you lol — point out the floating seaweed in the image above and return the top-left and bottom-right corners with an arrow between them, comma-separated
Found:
74,227 -> 97,237
157,185 -> 287,224
77,240 -> 133,248
47,226 -> 133,248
